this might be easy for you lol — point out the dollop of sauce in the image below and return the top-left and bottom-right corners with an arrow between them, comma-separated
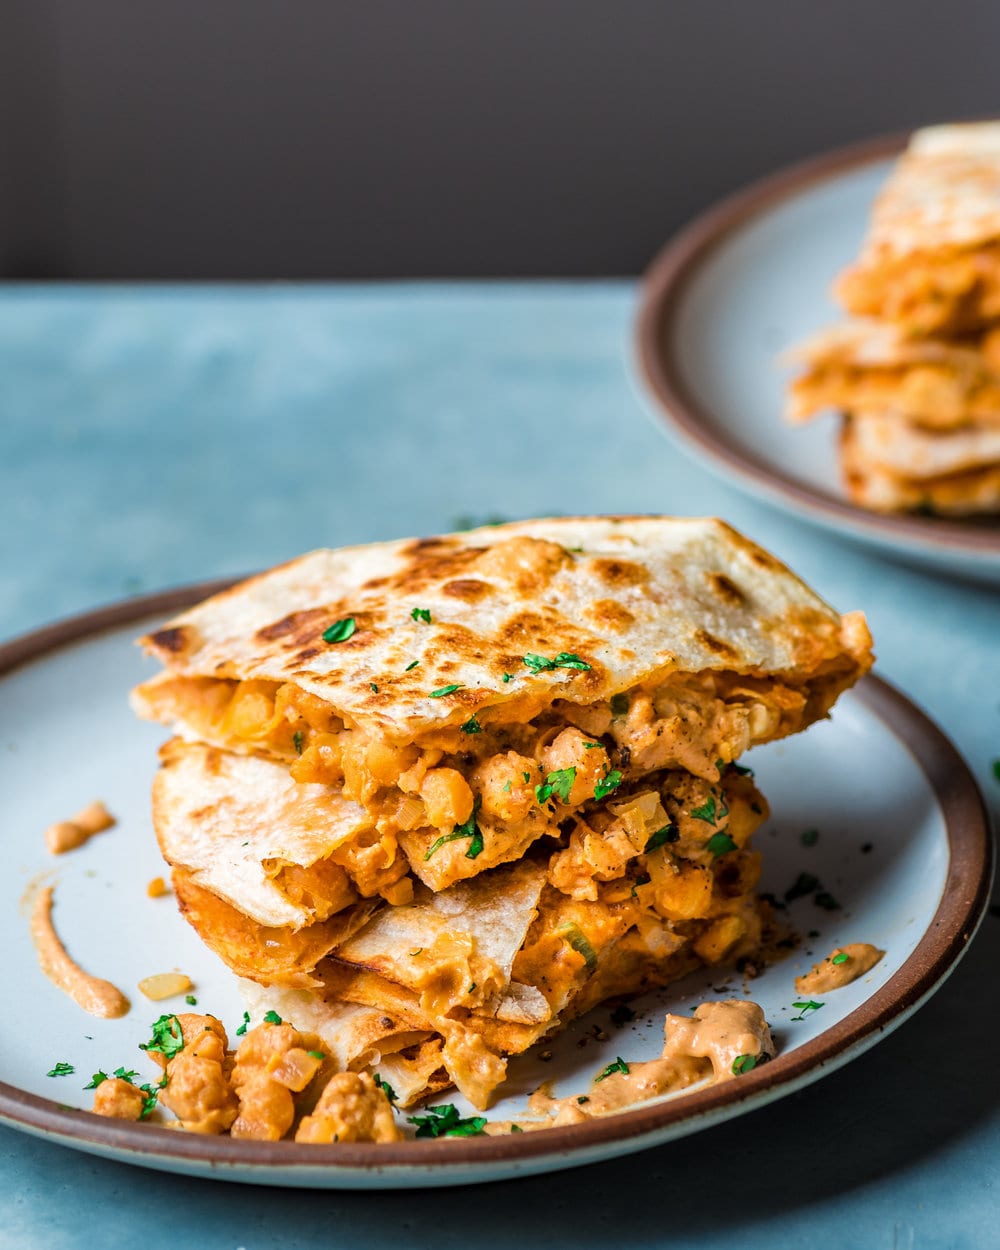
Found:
794,943 -> 884,995
44,800 -> 116,855
500,1000 -> 774,1130
30,885 -> 130,1018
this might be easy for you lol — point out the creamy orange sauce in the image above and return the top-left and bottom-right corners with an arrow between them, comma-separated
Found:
44,800 -> 116,855
30,885 -> 130,1018
509,1000 -> 774,1129
795,943 -> 884,995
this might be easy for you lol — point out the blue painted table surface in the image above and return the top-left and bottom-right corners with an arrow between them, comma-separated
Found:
1,283 -> 997,1250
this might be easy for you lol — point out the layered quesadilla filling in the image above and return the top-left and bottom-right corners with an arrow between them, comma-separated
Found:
141,663 -> 840,907
787,326 -> 1000,430
837,242 -> 1000,338
156,746 -> 770,1107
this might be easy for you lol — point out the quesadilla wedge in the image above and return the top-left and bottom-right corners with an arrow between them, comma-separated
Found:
786,321 -> 1000,513
836,122 -> 1000,336
134,517 -> 872,913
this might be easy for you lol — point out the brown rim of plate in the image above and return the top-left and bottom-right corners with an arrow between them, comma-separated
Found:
634,127 -> 1000,560
0,585 -> 992,1177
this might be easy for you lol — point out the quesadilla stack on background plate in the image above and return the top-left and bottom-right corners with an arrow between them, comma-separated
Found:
787,122 -> 1000,515
133,517 -> 872,1108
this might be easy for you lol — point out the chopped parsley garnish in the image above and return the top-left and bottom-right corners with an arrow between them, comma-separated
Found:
322,617 -> 356,644
522,771 -> 532,783
373,1073 -> 398,1104
46,1062 -> 75,1078
689,796 -> 718,824
185,994 -> 197,1005
408,1104 -> 487,1138
234,1011 -> 251,1037
308,1050 -> 326,1061
293,730 -> 304,755
502,673 -> 512,683
468,983 -> 476,994
594,1056 -> 630,1082
582,740 -> 602,749
644,823 -> 679,853
411,608 -> 432,624
522,652 -> 591,675
791,1000 -> 824,1021
84,1071 -> 109,1089
370,682 -> 379,693
784,872 -> 820,903
461,715 -> 482,735
558,922 -> 597,971
430,683 -> 463,698
263,1010 -> 283,1025
405,660 -> 420,671
139,1014 -> 185,1059
577,1096 -> 590,1105
137,1073 -> 169,1119
705,832 -> 737,858
502,780 -> 512,793
630,873 -> 651,898
593,769 -> 623,801
800,828 -> 819,847
610,693 -> 629,717
424,799 -> 483,860
535,767 -> 576,805
731,1053 -> 758,1075
814,891 -> 841,911
113,1067 -> 139,1083
831,951 -> 850,965
510,1123 -> 523,1132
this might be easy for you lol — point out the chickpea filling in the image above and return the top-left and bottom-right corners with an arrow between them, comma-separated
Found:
142,666 -> 838,913
838,242 -> 1000,336
789,359 -> 1000,429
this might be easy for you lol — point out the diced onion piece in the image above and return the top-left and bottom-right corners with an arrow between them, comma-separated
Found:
138,972 -> 193,1001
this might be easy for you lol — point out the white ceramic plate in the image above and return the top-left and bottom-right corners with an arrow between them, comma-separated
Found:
636,133 -> 1000,585
0,591 -> 990,1188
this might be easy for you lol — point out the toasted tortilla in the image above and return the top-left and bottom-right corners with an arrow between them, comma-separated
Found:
333,861 -> 548,1012
841,420 -> 1000,514
835,122 -> 1000,334
846,411 -> 1000,480
238,980 -> 448,1108
153,739 -> 371,928
134,517 -> 870,744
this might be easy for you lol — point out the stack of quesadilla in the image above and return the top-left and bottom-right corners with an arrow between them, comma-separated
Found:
134,517 -> 872,1108
787,122 -> 1000,514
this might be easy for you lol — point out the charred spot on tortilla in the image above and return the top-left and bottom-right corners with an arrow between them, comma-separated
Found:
705,572 -> 745,607
590,558 -> 650,587
694,629 -> 740,661
585,600 -> 636,632
442,579 -> 493,601
149,625 -> 198,655
255,608 -> 333,644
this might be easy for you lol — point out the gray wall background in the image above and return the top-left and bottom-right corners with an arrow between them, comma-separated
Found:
3,0 -> 999,279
